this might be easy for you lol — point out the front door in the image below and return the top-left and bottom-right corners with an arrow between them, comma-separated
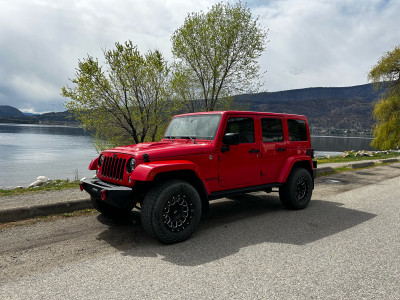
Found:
218,115 -> 261,188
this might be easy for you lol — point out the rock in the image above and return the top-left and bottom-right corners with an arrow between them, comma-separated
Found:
13,186 -> 24,189
360,151 -> 373,157
29,180 -> 45,188
80,177 -> 87,182
28,176 -> 49,188
354,151 -> 373,157
36,176 -> 49,183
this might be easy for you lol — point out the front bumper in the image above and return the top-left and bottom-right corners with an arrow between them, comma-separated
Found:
80,178 -> 133,209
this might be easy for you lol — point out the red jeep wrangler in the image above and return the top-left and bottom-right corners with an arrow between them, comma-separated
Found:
81,111 -> 317,243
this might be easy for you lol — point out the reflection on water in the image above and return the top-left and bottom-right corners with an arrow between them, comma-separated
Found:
0,124 -> 376,188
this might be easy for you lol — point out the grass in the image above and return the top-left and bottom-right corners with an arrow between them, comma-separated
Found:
316,157 -> 400,177
0,179 -> 79,197
316,166 -> 364,177
316,151 -> 400,164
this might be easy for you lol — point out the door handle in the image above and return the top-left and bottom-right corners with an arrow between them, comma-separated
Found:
276,148 -> 286,152
249,149 -> 260,154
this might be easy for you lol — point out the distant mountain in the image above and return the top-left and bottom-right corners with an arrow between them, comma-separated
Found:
235,83 -> 385,136
236,83 -> 384,103
0,105 -> 25,117
0,107 -> 77,125
32,111 -> 75,124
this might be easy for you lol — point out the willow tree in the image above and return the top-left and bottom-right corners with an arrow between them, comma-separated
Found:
368,45 -> 400,150
62,41 -> 175,150
171,1 -> 268,112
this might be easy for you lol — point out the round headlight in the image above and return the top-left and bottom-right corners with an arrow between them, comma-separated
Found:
98,154 -> 104,167
126,158 -> 136,173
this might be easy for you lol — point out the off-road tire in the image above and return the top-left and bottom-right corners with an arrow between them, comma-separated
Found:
279,168 -> 312,210
141,180 -> 202,244
90,195 -> 132,220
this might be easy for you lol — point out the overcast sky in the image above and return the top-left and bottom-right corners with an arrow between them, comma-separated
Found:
0,0 -> 399,113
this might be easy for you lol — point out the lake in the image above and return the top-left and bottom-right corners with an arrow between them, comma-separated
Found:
312,135 -> 374,156
0,123 -> 375,188
0,124 -> 97,188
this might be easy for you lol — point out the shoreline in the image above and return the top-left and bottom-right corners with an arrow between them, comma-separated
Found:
2,150 -> 399,190
2,153 -> 399,194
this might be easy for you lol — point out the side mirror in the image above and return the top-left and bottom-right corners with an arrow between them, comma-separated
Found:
223,132 -> 240,145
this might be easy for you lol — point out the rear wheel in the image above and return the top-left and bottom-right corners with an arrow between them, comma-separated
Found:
90,195 -> 132,220
141,180 -> 202,244
279,168 -> 312,210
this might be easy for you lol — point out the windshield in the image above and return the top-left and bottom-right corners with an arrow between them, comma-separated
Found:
164,114 -> 222,140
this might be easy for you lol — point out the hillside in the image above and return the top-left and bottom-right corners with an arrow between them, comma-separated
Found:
32,111 -> 75,124
236,83 -> 383,103
235,83 -> 385,136
0,108 -> 77,125
0,105 -> 25,117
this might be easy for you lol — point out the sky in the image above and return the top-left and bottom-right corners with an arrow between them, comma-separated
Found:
0,0 -> 399,113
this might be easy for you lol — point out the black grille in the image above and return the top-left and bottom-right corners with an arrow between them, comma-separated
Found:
101,155 -> 126,181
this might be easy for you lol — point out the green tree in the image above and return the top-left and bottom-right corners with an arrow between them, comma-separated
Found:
171,1 -> 268,112
368,45 -> 400,150
62,41 -> 175,150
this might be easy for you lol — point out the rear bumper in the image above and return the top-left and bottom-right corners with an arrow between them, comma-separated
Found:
80,178 -> 133,209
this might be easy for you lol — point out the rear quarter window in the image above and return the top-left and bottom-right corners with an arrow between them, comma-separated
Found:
287,119 -> 308,141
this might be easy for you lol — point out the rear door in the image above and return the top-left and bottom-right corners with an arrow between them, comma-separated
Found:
218,115 -> 261,187
260,117 -> 289,183
286,118 -> 311,156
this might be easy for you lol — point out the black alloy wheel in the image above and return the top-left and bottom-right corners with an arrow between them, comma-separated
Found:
279,168 -> 312,210
296,177 -> 308,203
141,180 -> 202,244
162,194 -> 194,232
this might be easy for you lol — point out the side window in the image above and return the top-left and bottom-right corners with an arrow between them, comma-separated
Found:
261,118 -> 283,142
287,119 -> 308,141
224,117 -> 255,143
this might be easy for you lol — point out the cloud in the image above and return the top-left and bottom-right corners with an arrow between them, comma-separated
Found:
0,0 -> 399,111
0,0 -> 220,112
254,0 -> 400,91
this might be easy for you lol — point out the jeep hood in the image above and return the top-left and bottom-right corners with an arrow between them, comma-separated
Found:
103,141 -> 213,160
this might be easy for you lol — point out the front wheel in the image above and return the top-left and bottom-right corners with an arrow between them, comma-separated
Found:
141,180 -> 202,244
279,168 -> 313,210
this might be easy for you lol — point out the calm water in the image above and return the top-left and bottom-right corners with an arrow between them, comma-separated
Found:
0,123 -> 375,188
312,135 -> 374,157
0,124 -> 97,188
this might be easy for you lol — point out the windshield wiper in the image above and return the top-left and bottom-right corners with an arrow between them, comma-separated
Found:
164,136 -> 174,142
181,136 -> 197,144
